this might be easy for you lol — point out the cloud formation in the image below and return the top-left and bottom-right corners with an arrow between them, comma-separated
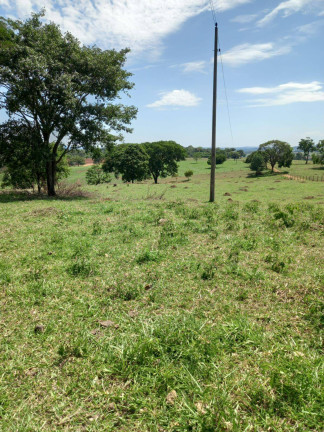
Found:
0,0 -> 251,57
221,42 -> 291,66
231,13 -> 258,23
238,81 -> 324,106
147,90 -> 202,108
258,0 -> 324,26
173,61 -> 208,73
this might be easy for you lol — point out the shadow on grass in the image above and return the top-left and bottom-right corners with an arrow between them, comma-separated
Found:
247,170 -> 287,178
0,190 -> 90,204
310,166 -> 324,171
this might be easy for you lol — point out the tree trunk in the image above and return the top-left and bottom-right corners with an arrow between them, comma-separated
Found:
305,155 -> 308,164
36,172 -> 41,194
153,175 -> 158,184
46,159 -> 56,196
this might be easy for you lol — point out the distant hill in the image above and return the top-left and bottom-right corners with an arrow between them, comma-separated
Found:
185,146 -> 258,156
234,147 -> 258,154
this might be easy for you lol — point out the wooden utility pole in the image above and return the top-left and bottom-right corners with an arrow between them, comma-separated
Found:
209,23 -> 218,202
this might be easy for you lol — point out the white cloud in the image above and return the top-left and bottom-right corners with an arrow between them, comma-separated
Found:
1,0 -> 251,58
174,61 -> 207,73
147,90 -> 202,108
298,19 -> 324,35
258,0 -> 324,26
231,13 -> 258,23
221,42 -> 291,66
238,81 -> 324,106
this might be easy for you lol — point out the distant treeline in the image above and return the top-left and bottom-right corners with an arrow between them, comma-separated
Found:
185,146 -> 245,160
67,145 -> 247,167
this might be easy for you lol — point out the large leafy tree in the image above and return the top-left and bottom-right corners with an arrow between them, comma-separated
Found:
258,140 -> 293,172
0,120 -> 69,192
0,12 -> 137,196
142,141 -> 186,184
297,137 -> 315,164
103,144 -> 150,183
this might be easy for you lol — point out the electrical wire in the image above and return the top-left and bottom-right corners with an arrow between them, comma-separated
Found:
208,0 -> 216,25
219,36 -> 235,149
208,0 -> 235,148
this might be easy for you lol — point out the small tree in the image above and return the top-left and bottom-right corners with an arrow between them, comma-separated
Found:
193,152 -> 202,163
230,151 -> 240,162
316,139 -> 324,164
207,150 -> 227,166
184,170 -> 193,181
311,153 -> 320,164
142,141 -> 186,184
245,152 -> 255,163
68,154 -> 86,166
298,137 -> 315,164
259,140 -> 293,172
86,165 -> 111,185
294,152 -> 304,161
250,152 -> 266,175
103,144 -> 150,183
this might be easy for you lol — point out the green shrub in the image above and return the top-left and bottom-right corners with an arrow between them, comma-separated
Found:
184,170 -> 193,180
86,165 -> 111,185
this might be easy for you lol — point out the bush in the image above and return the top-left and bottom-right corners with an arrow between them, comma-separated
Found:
86,165 -> 111,185
207,150 -> 226,165
250,152 -> 266,175
184,170 -> 193,180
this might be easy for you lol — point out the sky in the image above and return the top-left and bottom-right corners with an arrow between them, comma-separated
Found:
1,0 -> 324,148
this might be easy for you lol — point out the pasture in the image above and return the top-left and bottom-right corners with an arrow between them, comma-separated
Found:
0,159 -> 323,431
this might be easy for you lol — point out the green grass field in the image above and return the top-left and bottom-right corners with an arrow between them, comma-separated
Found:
0,159 -> 323,431
281,160 -> 324,179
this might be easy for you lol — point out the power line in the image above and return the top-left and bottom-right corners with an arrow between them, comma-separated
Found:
207,3 -> 234,148
218,36 -> 235,149
208,0 -> 216,24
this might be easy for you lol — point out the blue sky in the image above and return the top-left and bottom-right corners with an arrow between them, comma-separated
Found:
1,0 -> 324,148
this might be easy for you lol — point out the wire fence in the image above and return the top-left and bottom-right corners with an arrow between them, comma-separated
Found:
284,174 -> 324,182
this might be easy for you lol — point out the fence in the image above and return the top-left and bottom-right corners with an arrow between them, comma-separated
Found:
284,174 -> 324,182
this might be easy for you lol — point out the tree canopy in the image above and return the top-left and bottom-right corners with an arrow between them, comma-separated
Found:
249,151 -> 266,175
207,149 -> 227,166
297,138 -> 315,164
142,141 -> 186,184
103,144 -> 150,183
0,120 -> 69,192
258,140 -> 293,172
86,165 -> 111,185
0,12 -> 137,195
316,139 -> 324,164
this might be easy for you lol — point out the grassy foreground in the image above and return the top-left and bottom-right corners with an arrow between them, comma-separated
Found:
0,159 -> 323,431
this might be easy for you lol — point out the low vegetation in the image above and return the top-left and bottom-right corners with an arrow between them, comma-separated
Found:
0,11 -> 323,432
0,159 -> 323,431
